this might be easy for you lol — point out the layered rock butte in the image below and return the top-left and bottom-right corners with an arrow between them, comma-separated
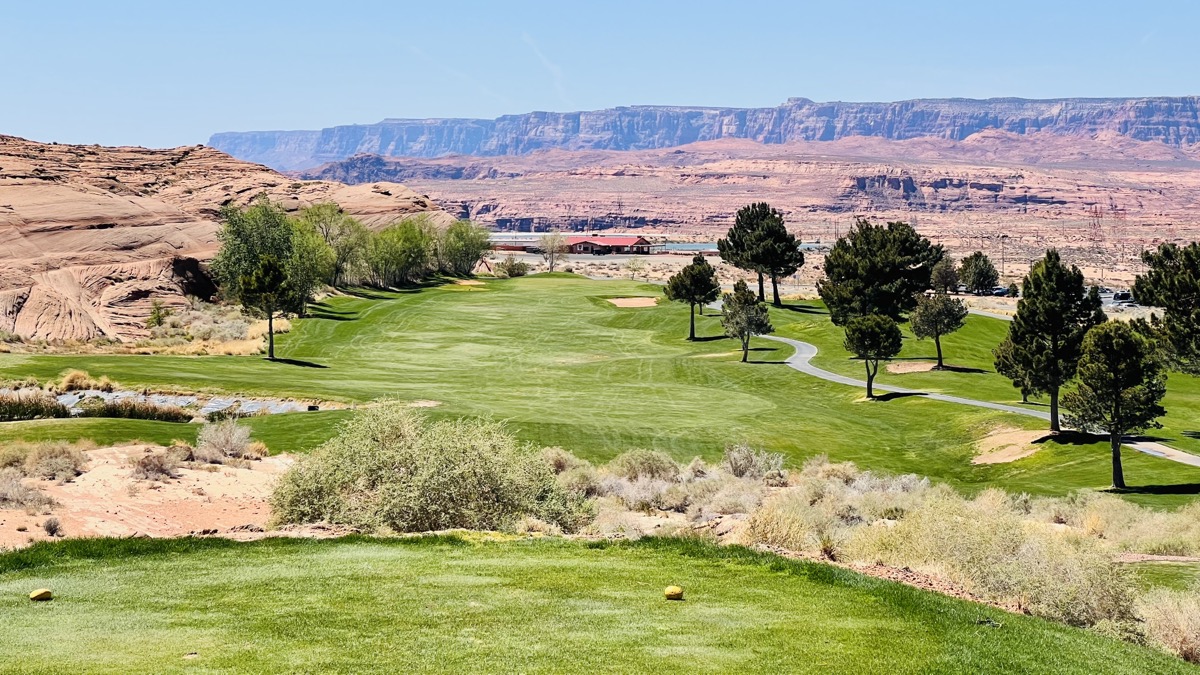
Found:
0,136 -> 446,342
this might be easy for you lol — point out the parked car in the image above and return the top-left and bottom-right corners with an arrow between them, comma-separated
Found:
1113,291 -> 1132,302
992,286 -> 1009,296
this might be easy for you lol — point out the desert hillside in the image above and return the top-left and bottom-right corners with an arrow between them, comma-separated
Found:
0,136 -> 447,342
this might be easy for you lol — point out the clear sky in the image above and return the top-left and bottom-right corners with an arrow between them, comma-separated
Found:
4,0 -> 1199,148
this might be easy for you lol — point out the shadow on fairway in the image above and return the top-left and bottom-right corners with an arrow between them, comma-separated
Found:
1106,483 -> 1200,496
266,358 -> 329,369
937,365 -> 990,374
775,304 -> 827,315
1036,431 -> 1098,446
1183,431 -> 1200,440
309,309 -> 359,322
690,335 -> 727,342
872,391 -> 925,402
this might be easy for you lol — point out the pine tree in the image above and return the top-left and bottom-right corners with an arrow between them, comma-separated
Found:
1062,322 -> 1166,489
959,251 -> 1000,294
1003,249 -> 1106,431
930,256 -> 959,293
719,203 -> 781,302
993,336 -> 1041,403
817,219 -> 943,325
1133,242 -> 1200,374
240,256 -> 290,360
910,293 -> 968,369
754,218 -> 806,307
843,314 -> 903,399
721,280 -> 773,362
664,256 -> 721,340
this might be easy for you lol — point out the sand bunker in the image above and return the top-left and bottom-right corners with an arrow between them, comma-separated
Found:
0,444 -> 293,549
887,361 -> 938,374
454,279 -> 485,286
607,297 -> 658,308
973,427 -> 1050,464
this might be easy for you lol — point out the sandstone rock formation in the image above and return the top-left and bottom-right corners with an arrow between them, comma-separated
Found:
210,97 -> 1200,170
0,135 -> 446,342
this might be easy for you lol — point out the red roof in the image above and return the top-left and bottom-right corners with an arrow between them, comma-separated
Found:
566,236 -> 650,246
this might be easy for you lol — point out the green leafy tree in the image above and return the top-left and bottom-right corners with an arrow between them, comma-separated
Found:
993,336 -> 1042,403
817,219 -> 943,325
1002,249 -> 1106,431
960,251 -> 1000,294
664,255 -> 721,340
719,202 -> 780,302
240,256 -> 289,360
145,300 -> 170,329
539,232 -> 568,273
910,293 -> 969,369
367,218 -> 436,287
843,314 -> 903,399
211,197 -> 328,317
721,280 -> 773,362
755,217 -> 806,307
300,203 -> 369,286
930,256 -> 959,293
495,255 -> 530,278
1062,322 -> 1167,489
1133,242 -> 1200,374
438,220 -> 492,276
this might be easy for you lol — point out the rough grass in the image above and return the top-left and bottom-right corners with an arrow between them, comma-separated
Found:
0,277 -> 1197,506
0,536 -> 1190,673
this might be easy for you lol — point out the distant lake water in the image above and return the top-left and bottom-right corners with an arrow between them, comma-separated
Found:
663,242 -> 821,251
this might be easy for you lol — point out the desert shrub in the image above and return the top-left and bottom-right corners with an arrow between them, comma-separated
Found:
603,476 -> 672,513
131,451 -> 180,481
681,456 -> 710,481
495,255 -> 530,278
749,489 -> 854,559
700,478 -> 768,516
42,516 -> 62,537
271,404 -> 591,533
582,497 -> 646,539
0,329 -> 21,344
0,392 -> 69,422
76,398 -> 193,423
194,420 -> 252,463
149,300 -> 252,343
722,443 -> 784,480
166,440 -> 195,462
607,449 -> 679,482
0,469 -> 53,509
542,447 -> 588,474
557,465 -> 603,497
514,516 -> 563,536
245,441 -> 269,458
58,369 -> 114,392
20,441 -> 89,482
1138,588 -> 1200,663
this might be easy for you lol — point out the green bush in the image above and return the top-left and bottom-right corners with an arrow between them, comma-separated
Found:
271,404 -> 592,533
496,255 -> 530,278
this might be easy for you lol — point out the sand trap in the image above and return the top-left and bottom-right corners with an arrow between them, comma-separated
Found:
454,279 -> 485,286
0,444 -> 293,549
408,399 -> 442,408
973,427 -> 1050,464
887,361 -> 938,374
607,297 -> 659,308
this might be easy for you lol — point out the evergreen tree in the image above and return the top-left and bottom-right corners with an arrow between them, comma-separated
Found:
1062,322 -> 1166,489
843,314 -> 903,399
1133,242 -> 1200,374
910,293 -> 968,369
993,336 -> 1041,403
754,218 -> 806,307
664,256 -> 721,340
1003,249 -> 1106,431
240,256 -> 289,360
817,219 -> 943,325
721,280 -> 773,362
959,251 -> 1000,294
719,202 -> 780,302
930,256 -> 959,293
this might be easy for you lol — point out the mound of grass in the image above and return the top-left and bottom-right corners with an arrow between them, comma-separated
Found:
0,535 -> 1189,673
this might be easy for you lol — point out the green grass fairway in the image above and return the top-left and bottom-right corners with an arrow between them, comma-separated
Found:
0,536 -> 1188,674
1,276 -> 1197,506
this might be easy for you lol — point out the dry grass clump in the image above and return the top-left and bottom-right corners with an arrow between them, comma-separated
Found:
581,498 -> 648,539
1138,588 -> 1200,663
0,469 -> 54,509
194,420 -> 253,464
0,391 -> 70,422
542,447 -> 589,474
148,300 -> 252,343
607,449 -> 680,481
0,440 -> 93,482
1031,492 -> 1200,557
57,369 -> 115,392
271,404 -> 591,533
131,450 -> 181,481
42,516 -> 63,537
722,442 -> 785,481
77,398 -> 193,423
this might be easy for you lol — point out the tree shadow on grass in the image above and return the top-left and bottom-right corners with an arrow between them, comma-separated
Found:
1104,484 -> 1200,496
1036,430 -> 1100,446
936,365 -> 990,374
308,309 -> 359,322
266,357 -> 329,369
774,303 -> 828,315
871,392 -> 925,402
690,335 -> 728,343
1183,431 -> 1200,440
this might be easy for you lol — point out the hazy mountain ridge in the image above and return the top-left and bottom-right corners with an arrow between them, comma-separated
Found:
210,97 -> 1200,170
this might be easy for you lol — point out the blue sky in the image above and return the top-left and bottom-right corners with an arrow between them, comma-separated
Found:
3,0 -> 1198,148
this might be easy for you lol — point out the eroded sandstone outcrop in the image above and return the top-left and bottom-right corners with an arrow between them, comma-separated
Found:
0,135 -> 447,342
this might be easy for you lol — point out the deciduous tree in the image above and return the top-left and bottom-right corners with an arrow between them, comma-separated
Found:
930,256 -> 959,293
817,219 -> 943,325
438,220 -> 492,276
1062,322 -> 1166,489
240,256 -> 289,360
539,232 -> 568,273
910,293 -> 968,369
721,280 -> 773,362
1002,249 -> 1106,431
664,255 -> 721,340
843,314 -> 902,399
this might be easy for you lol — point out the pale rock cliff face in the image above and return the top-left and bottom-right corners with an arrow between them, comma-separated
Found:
0,136 -> 447,342
210,97 -> 1200,170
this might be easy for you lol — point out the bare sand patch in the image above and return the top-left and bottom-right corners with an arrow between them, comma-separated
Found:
887,361 -> 937,374
692,350 -> 742,359
607,297 -> 659,308
454,279 -> 485,286
973,427 -> 1050,464
408,400 -> 442,408
0,444 -> 294,549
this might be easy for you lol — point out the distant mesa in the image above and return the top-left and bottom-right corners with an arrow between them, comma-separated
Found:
208,96 -> 1200,171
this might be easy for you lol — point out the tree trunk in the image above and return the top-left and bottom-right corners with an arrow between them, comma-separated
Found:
756,272 -> 765,303
1110,431 -> 1126,489
865,361 -> 875,399
741,335 -> 749,362
267,313 -> 275,360
771,275 -> 781,307
1049,386 -> 1060,432
934,335 -> 944,369
698,303 -> 704,316
688,303 -> 696,341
